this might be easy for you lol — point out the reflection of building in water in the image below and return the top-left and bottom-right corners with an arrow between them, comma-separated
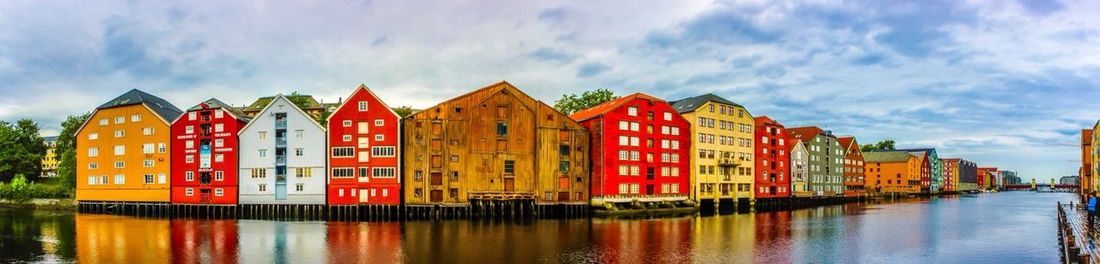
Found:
591,218 -> 694,263
170,219 -> 239,263
690,214 -> 756,262
325,222 -> 402,263
76,214 -> 171,263
237,221 -> 326,263
753,211 -> 791,263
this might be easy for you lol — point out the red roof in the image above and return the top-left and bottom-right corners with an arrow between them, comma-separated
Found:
753,115 -> 783,127
786,126 -> 824,141
569,92 -> 664,122
837,136 -> 858,151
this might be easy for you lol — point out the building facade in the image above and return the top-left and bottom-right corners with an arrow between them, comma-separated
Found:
752,116 -> 790,199
942,158 -> 957,192
76,89 -> 182,203
864,151 -> 920,194
838,136 -> 865,197
572,93 -> 691,205
170,99 -> 250,205
402,81 -> 590,206
787,127 -> 844,197
670,94 -> 755,206
326,85 -> 402,205
954,158 -> 978,192
238,95 -> 327,205
789,139 -> 810,197
41,136 -> 58,178
977,167 -> 998,190
1082,129 -> 1093,201
897,148 -> 941,193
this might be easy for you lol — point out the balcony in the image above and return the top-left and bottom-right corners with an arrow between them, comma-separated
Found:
275,137 -> 287,148
275,156 -> 286,166
275,120 -> 287,129
717,158 -> 741,167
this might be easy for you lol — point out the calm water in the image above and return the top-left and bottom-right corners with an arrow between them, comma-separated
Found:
0,192 -> 1074,263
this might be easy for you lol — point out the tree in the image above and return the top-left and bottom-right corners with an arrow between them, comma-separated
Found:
392,106 -> 416,118
56,113 -> 89,190
860,139 -> 896,152
553,89 -> 618,115
0,119 -> 45,182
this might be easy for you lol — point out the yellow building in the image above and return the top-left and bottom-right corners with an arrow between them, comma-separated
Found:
1092,121 -> 1100,197
41,136 -> 58,178
671,94 -> 755,208
76,89 -> 182,203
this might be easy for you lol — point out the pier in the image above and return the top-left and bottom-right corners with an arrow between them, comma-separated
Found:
1057,202 -> 1099,263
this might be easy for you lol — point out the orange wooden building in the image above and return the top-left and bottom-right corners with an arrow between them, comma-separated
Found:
863,151 -> 920,194
76,89 -> 183,204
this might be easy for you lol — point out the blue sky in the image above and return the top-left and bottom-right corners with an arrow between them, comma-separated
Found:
1,0 -> 1097,182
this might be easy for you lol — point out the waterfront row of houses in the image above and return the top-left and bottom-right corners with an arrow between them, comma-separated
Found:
73,81 -> 1007,214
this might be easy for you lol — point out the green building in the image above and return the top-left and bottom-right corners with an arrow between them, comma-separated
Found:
787,126 -> 844,196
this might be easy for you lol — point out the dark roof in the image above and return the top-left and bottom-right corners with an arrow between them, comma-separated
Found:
244,94 -> 323,112
97,89 -> 183,122
669,93 -> 743,114
189,98 -> 251,122
864,151 -> 912,163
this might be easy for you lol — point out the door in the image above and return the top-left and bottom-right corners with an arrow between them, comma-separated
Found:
430,173 -> 443,186
275,183 -> 287,200
558,192 -> 569,201
504,178 -> 515,192
430,190 -> 443,203
646,184 -> 654,195
359,188 -> 369,203
646,167 -> 655,180
199,189 -> 212,203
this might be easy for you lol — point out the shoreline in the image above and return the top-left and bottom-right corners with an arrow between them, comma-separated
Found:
0,198 -> 76,211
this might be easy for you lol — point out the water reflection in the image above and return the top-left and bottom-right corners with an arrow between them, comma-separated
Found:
0,192 -> 1077,263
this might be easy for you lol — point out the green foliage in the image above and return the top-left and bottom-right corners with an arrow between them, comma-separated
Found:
0,175 -> 70,203
0,119 -> 46,183
56,113 -> 89,190
861,140 -> 897,152
553,88 -> 618,115
393,106 -> 415,118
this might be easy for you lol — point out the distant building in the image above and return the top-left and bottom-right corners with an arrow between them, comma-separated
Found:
41,136 -> 58,178
864,151 -> 920,194
752,116 -> 791,200
896,148 -> 941,193
325,85 -> 401,206
977,167 -> 999,190
1083,129 -> 1093,201
787,127 -> 844,197
170,98 -> 250,205
788,138 -> 810,197
238,95 -> 328,205
999,170 -> 1020,186
1061,176 -> 1081,185
837,136 -> 866,197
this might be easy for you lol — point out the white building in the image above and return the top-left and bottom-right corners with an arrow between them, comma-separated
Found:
238,95 -> 327,204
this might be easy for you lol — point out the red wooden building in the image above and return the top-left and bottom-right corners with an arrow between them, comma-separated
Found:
752,116 -> 790,199
326,84 -> 401,205
837,136 -> 866,197
170,99 -> 250,205
570,93 -> 692,205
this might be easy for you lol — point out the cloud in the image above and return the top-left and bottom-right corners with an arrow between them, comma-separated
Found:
576,62 -> 610,77
528,47 -> 578,63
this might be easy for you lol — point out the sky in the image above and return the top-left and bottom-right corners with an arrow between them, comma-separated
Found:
1,0 -> 1098,182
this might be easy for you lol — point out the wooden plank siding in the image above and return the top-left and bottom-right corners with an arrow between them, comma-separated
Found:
402,81 -> 589,206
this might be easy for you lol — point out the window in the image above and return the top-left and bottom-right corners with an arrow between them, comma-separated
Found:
630,137 -> 639,146
619,121 -> 628,130
630,166 -> 640,176
88,162 -> 98,169
113,145 -> 125,155
143,127 -> 154,135
214,123 -> 223,132
375,119 -> 384,126
188,112 -> 197,120
618,166 -> 629,176
215,154 -> 224,162
372,167 -> 396,178
186,140 -> 194,149
258,184 -> 267,192
99,118 -> 108,126
185,155 -> 194,163
114,129 -> 125,138
343,120 -> 352,127
358,122 -> 369,134
295,183 -> 304,192
295,148 -> 303,156
88,176 -> 96,185
295,167 -> 312,177
144,174 -> 154,184
343,135 -> 352,142
619,184 -> 629,194
627,106 -> 637,116
251,168 -> 267,178
186,172 -> 194,181
215,110 -> 224,119
214,138 -> 224,148
88,133 -> 98,140
185,126 -> 194,134
295,130 -> 303,138
215,188 -> 224,196
143,159 -> 153,167
88,147 -> 99,157
114,175 -> 125,184
375,134 -> 384,141
115,116 -> 124,124
332,147 -> 355,157
259,132 -> 267,140
504,160 -> 515,174
99,176 -> 108,184
630,184 -> 640,194
372,146 -> 396,157
618,136 -> 629,146
215,171 -> 223,181
497,121 -> 508,136
360,168 -> 369,178
333,168 -> 355,178
158,143 -> 166,153
142,143 -> 154,154
359,101 -> 368,111
663,112 -> 672,121
185,188 -> 194,196
159,173 -> 166,184
630,122 -> 639,132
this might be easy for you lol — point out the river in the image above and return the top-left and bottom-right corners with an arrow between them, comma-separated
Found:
0,191 -> 1073,263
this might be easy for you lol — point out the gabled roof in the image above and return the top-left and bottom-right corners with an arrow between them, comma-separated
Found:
754,115 -> 782,127
668,93 -> 744,114
244,94 -> 323,112
837,136 -> 860,153
864,151 -> 913,163
183,98 -> 251,123
326,84 -> 401,124
569,92 -> 664,122
98,89 -> 184,122
238,94 -> 326,134
786,126 -> 824,141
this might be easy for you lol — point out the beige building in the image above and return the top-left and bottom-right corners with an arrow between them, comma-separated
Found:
671,94 -> 755,209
